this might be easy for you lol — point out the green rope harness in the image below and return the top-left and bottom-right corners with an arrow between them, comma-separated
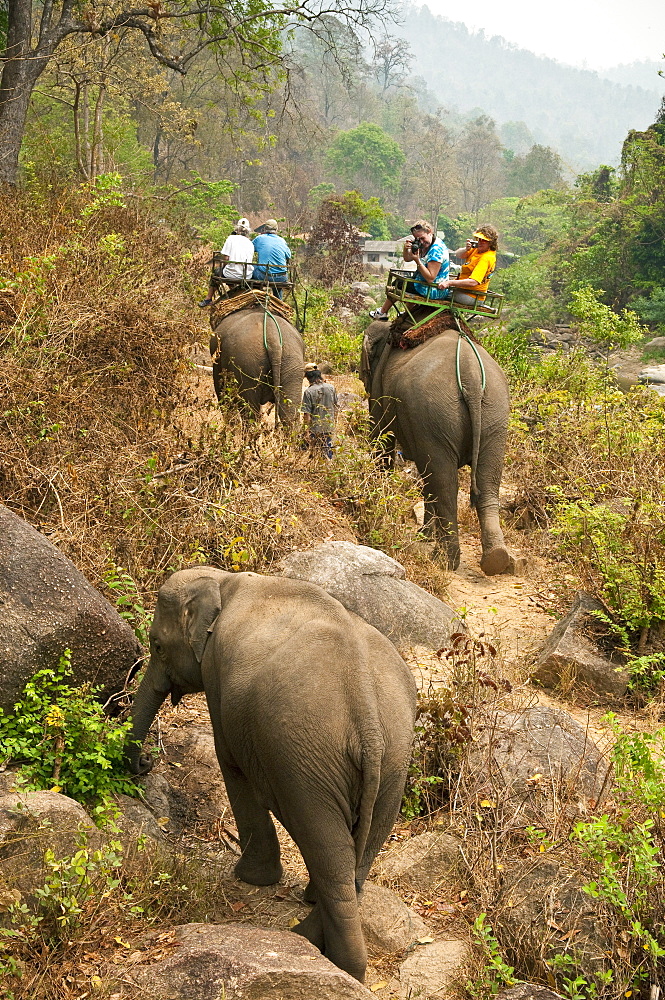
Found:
262,293 -> 284,352
452,309 -> 486,395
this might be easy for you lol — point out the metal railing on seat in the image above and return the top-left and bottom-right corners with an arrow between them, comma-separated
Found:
210,255 -> 294,296
385,268 -> 503,331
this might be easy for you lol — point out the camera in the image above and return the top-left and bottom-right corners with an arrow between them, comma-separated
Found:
410,237 -> 423,254
468,238 -> 479,248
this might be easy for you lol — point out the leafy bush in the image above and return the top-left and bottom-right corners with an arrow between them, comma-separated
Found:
569,284 -> 647,351
551,496 -> 665,651
570,722 -> 665,993
0,651 -> 137,805
632,287 -> 665,335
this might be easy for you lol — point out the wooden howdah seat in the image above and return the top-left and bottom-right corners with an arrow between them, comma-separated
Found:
210,253 -> 294,300
385,268 -> 504,332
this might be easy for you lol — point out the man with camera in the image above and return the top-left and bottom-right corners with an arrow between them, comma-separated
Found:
436,226 -> 497,305
370,220 -> 449,321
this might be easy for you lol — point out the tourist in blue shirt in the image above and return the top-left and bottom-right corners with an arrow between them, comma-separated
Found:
252,219 -> 292,294
370,221 -> 449,321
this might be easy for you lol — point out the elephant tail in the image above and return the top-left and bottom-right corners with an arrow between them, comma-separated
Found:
263,310 -> 284,425
353,739 -> 383,874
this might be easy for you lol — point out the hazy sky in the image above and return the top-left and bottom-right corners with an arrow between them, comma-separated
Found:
413,0 -> 665,71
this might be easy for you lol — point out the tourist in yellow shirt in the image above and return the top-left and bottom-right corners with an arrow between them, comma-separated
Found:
437,225 -> 498,304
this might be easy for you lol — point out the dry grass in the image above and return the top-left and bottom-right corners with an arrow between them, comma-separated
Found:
0,192 -> 423,618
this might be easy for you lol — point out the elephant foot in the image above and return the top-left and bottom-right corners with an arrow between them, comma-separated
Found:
302,880 -> 317,904
291,905 -> 324,949
234,856 -> 283,886
434,542 -> 461,570
480,546 -> 512,576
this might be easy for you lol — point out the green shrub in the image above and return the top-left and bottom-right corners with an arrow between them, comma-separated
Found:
570,722 -> 665,993
551,496 -> 665,651
0,650 -> 137,805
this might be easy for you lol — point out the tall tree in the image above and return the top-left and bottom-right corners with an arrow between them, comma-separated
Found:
325,120 -> 404,198
456,114 -> 503,215
0,0 -> 390,185
371,34 -> 411,96
505,144 -> 564,197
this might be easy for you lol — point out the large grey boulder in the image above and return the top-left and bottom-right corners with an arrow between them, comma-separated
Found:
398,938 -> 468,997
375,830 -> 461,894
497,987 -> 565,1000
0,790 -> 105,899
279,541 -> 459,651
496,859 -> 609,982
463,706 -> 610,827
123,922 -> 370,998
533,592 -> 629,698
0,504 -> 142,710
359,883 -> 429,954
640,362 -> 665,384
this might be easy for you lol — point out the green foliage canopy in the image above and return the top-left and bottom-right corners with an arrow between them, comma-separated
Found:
325,122 -> 405,197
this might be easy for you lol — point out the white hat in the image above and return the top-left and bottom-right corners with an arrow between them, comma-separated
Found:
304,362 -> 318,371
235,218 -> 251,232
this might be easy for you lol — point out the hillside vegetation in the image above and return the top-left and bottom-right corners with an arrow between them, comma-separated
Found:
4,6 -> 665,994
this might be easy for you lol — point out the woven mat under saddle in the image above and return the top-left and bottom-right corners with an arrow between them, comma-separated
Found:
210,290 -> 294,328
391,309 -> 479,350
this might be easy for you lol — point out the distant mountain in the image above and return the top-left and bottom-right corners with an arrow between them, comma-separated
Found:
600,60 -> 664,93
394,5 -> 664,170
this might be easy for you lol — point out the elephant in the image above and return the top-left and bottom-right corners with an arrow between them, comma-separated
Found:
362,310 -> 515,575
209,306 -> 305,424
126,566 -> 416,982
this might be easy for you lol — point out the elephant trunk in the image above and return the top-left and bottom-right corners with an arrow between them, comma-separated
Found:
126,673 -> 169,774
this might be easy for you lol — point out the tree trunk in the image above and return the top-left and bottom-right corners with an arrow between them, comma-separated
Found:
0,0 -> 56,185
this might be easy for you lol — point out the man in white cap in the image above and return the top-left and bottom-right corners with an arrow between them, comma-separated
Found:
252,219 -> 292,296
199,218 -> 255,307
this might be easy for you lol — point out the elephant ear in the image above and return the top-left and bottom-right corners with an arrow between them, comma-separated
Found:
183,577 -> 223,663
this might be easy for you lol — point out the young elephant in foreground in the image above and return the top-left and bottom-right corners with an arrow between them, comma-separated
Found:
126,567 -> 417,982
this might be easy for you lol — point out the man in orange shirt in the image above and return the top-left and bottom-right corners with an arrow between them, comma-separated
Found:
437,225 -> 498,305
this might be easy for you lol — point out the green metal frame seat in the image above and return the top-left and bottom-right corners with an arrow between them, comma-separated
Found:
385,269 -> 503,332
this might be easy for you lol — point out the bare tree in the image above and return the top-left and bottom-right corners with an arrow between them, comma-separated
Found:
456,114 -> 503,215
371,33 -> 411,96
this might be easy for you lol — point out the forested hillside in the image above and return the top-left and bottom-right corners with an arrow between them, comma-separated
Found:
395,5 -> 664,168
5,1 -> 665,996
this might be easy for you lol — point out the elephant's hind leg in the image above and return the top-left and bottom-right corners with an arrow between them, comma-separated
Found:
287,815 -> 367,981
221,764 -> 283,886
474,443 -> 513,575
422,462 -> 461,570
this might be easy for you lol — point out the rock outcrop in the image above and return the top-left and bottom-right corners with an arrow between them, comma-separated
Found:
279,541 -> 460,651
0,504 -> 142,710
122,922 -> 370,999
533,592 -> 629,697
463,706 -> 610,826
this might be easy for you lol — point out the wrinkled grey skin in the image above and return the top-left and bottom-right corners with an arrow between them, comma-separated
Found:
127,567 -> 416,983
363,319 -> 512,574
209,307 -> 305,424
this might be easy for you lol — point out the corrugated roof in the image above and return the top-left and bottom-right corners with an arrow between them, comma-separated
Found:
363,241 -> 398,253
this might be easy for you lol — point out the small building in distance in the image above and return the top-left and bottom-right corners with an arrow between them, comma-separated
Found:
362,238 -> 415,273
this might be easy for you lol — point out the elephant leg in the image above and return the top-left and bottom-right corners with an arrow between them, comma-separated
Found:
302,880 -> 317,904
474,446 -> 511,575
212,362 -> 224,401
220,763 -> 283,886
422,461 -> 461,570
287,811 -> 367,981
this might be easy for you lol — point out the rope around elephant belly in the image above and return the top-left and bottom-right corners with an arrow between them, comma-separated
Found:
455,328 -> 486,394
